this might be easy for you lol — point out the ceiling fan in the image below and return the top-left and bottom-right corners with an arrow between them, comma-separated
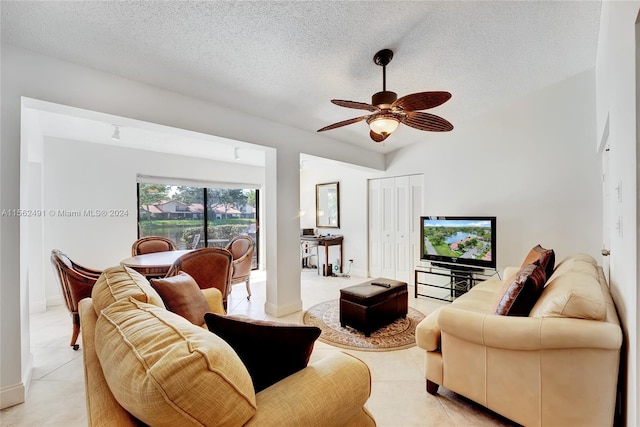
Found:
317,49 -> 453,143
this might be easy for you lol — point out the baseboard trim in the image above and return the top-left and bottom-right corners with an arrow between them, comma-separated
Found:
29,300 -> 47,314
264,299 -> 303,317
350,268 -> 367,278
47,295 -> 63,307
1,351 -> 34,410
0,382 -> 25,410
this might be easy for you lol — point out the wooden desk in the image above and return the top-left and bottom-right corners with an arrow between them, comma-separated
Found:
300,235 -> 343,275
121,250 -> 192,277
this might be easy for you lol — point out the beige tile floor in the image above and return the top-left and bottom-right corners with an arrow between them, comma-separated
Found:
1,269 -> 514,427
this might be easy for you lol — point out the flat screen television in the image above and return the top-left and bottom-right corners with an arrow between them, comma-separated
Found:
420,216 -> 496,270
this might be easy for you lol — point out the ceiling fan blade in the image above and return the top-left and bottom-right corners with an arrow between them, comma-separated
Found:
370,130 -> 390,143
317,115 -> 369,132
402,111 -> 454,132
392,91 -> 452,111
331,99 -> 380,112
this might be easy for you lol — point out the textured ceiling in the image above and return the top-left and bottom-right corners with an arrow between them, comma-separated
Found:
2,1 -> 601,155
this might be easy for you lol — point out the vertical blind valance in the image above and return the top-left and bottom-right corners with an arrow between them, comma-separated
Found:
136,174 -> 259,190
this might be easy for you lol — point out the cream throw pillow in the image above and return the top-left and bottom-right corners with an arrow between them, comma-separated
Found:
548,258 -> 598,282
95,298 -> 256,426
529,271 -> 606,320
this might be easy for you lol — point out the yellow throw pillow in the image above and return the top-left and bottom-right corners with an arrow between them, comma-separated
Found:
95,298 -> 256,426
91,265 -> 164,313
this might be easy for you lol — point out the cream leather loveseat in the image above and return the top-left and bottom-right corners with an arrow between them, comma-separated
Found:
79,266 -> 376,426
415,253 -> 622,427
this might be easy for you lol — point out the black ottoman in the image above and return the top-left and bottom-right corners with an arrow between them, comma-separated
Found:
339,278 -> 408,337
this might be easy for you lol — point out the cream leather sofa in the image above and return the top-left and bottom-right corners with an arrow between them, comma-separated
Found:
79,266 -> 376,426
415,253 -> 622,427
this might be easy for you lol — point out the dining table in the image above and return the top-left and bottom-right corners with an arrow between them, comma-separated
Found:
120,249 -> 193,277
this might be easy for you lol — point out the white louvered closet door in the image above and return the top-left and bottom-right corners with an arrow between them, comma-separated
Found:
368,175 -> 423,282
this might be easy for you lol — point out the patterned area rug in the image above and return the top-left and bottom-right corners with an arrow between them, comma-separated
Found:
302,299 -> 426,352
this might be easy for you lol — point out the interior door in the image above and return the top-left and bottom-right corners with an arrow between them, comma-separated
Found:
601,143 -> 611,281
368,179 -> 381,278
380,177 -> 396,279
395,176 -> 411,283
368,175 -> 423,281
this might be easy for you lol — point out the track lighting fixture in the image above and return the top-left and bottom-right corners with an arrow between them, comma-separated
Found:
112,125 -> 120,141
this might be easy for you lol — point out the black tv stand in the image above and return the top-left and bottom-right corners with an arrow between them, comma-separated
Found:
430,262 -> 485,273
414,263 -> 500,302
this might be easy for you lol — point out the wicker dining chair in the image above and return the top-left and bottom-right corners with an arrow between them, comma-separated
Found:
225,235 -> 256,300
131,236 -> 177,256
50,249 -> 102,350
165,247 -> 233,309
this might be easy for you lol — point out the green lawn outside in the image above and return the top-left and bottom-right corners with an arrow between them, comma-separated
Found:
140,218 -> 254,229
434,243 -> 460,257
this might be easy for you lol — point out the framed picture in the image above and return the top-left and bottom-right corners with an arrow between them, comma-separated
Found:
315,182 -> 340,228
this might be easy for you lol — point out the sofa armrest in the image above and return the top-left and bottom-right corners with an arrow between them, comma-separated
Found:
438,306 -> 622,350
201,287 -> 225,314
247,352 -> 375,427
78,298 -> 141,427
415,307 -> 444,351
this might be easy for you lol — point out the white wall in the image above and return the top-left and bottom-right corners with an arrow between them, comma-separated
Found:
301,70 -> 603,275
386,69 -> 602,270
36,136 -> 264,309
300,69 -> 603,280
596,2 -> 640,425
300,158 -> 373,277
301,70 -> 601,277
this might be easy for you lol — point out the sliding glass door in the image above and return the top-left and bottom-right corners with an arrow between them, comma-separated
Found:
137,183 -> 258,267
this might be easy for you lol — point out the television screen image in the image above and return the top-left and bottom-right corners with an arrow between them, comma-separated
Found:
420,216 -> 496,270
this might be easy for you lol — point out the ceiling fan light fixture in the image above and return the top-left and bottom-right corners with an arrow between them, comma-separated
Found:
371,91 -> 397,108
369,115 -> 399,136
317,48 -> 453,141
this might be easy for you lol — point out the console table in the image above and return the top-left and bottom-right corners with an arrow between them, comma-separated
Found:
300,235 -> 343,275
414,264 -> 500,302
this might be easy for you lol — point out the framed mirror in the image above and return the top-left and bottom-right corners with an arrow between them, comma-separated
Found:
316,182 -> 340,228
